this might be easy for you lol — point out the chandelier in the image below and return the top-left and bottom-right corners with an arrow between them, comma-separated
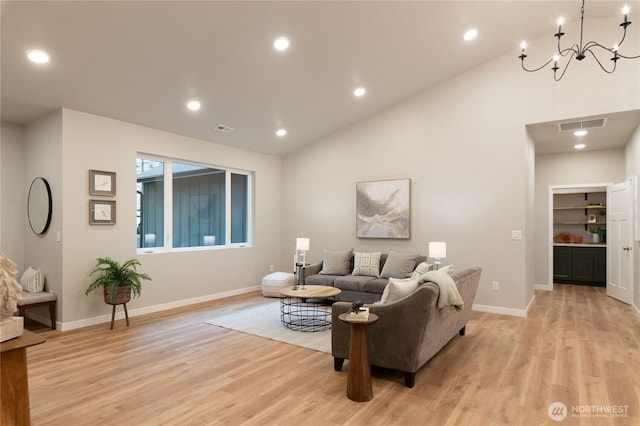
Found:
519,0 -> 640,81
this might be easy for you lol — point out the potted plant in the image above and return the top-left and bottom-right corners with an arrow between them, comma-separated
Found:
588,228 -> 601,244
85,257 -> 151,305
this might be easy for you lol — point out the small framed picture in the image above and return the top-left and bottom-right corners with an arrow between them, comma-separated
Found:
89,200 -> 116,225
89,169 -> 116,196
587,213 -> 597,223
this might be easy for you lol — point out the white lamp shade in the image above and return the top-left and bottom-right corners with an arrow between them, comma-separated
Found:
429,241 -> 447,258
296,237 -> 310,251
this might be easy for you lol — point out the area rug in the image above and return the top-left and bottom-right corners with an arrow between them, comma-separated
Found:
204,301 -> 331,354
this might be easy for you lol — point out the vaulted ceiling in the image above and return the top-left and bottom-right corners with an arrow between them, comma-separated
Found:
2,1 -> 639,156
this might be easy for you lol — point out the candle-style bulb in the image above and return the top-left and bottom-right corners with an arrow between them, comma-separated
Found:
557,17 -> 565,26
622,4 -> 630,15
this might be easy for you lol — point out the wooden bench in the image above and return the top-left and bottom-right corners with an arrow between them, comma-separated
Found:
17,291 -> 57,330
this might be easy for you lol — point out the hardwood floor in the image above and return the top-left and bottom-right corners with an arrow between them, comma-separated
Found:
20,285 -> 640,425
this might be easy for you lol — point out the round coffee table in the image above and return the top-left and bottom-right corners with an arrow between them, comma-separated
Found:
280,285 -> 341,332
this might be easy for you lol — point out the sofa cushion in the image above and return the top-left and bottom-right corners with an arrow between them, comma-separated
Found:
352,251 -> 381,277
334,275 -> 377,293
320,248 -> 353,275
379,277 -> 419,304
20,267 -> 45,293
380,249 -> 420,279
305,274 -> 338,286
363,278 -> 390,295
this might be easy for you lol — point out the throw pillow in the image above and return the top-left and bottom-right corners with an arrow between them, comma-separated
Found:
437,264 -> 454,274
380,249 -> 420,279
379,277 -> 419,304
320,248 -> 353,275
20,267 -> 45,293
352,251 -> 382,277
411,261 -> 432,279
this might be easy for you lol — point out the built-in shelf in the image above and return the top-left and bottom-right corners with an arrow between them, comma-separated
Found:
553,206 -> 606,211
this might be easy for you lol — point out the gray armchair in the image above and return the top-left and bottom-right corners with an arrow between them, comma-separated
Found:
331,267 -> 482,387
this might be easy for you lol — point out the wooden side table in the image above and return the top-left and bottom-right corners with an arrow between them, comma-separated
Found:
1,330 -> 46,426
338,313 -> 379,402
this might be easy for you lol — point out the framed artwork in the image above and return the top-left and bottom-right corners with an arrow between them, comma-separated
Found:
89,169 -> 116,196
356,178 -> 410,239
89,200 -> 116,225
587,214 -> 597,223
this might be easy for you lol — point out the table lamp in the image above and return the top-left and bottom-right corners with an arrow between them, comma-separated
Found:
429,241 -> 446,270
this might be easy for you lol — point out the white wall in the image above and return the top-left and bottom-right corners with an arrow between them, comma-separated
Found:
534,148 -> 626,287
0,123 -> 26,269
24,111 -> 64,322
281,16 -> 640,315
54,109 -> 282,327
3,109 -> 283,328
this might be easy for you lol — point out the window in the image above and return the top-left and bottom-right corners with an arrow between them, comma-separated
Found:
136,156 -> 252,251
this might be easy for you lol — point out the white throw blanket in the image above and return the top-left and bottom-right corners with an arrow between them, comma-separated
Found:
421,270 -> 464,311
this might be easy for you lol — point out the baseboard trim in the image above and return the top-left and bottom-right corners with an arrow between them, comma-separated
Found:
633,302 -> 640,319
472,303 -> 529,318
57,285 -> 261,331
534,283 -> 553,291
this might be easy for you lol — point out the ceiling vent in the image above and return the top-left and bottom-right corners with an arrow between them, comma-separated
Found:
215,124 -> 234,133
558,118 -> 606,132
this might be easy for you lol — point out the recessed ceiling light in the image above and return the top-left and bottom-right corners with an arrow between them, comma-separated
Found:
273,36 -> 290,51
26,49 -> 50,64
276,129 -> 287,137
574,129 -> 588,136
463,28 -> 478,41
574,143 -> 586,150
353,87 -> 366,97
186,100 -> 201,111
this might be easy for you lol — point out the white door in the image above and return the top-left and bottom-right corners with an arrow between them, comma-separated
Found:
607,180 -> 633,304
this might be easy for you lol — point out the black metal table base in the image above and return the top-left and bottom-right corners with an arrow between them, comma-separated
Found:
280,297 -> 334,332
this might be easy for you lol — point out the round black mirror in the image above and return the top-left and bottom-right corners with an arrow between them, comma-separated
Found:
28,177 -> 52,235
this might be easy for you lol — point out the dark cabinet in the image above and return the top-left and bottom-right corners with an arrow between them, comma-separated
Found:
553,246 -> 605,286
553,247 -> 572,280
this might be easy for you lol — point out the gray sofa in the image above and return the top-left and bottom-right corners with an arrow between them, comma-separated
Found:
331,267 -> 482,387
303,251 -> 428,304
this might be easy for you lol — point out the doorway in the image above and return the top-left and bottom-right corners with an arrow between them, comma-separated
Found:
547,182 -> 633,304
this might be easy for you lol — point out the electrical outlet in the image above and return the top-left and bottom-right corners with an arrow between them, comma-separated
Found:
269,265 -> 274,272
511,230 -> 523,240
492,281 -> 499,291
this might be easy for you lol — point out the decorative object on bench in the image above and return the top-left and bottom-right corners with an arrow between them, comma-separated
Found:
332,267 -> 482,388
85,257 -> 151,330
0,252 -> 25,341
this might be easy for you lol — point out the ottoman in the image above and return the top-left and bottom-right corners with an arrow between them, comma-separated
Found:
262,272 -> 296,297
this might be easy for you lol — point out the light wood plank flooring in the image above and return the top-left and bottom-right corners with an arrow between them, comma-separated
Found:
19,284 -> 640,425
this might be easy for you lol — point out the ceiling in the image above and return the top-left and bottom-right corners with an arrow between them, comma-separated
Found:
528,109 -> 640,155
2,1 -> 639,156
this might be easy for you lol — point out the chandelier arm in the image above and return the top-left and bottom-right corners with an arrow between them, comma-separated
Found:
521,58 -> 554,72
559,46 -> 578,58
554,57 -> 574,81
584,49 -> 616,73
583,40 -> 640,60
614,52 -> 640,59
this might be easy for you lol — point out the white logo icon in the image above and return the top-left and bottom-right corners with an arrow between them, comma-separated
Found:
548,402 -> 568,422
